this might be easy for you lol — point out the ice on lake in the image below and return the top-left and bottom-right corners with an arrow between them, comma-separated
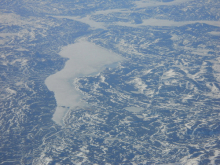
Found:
45,39 -> 123,125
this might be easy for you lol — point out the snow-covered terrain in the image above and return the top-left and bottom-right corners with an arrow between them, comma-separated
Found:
0,0 -> 220,164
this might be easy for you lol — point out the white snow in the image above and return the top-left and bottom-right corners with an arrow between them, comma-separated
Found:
209,150 -> 220,165
6,88 -> 17,95
128,77 -> 148,94
162,69 -> 177,79
208,31 -> 220,36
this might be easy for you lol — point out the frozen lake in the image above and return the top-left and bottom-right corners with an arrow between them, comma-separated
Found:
45,39 -> 123,125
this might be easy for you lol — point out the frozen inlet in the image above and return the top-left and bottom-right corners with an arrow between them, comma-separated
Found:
45,38 -> 123,125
